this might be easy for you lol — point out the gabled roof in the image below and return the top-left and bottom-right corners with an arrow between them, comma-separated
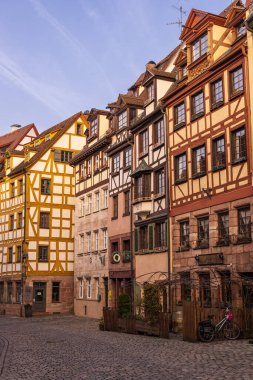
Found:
128,72 -> 145,91
220,0 -> 244,17
180,9 -> 208,40
107,93 -> 144,110
224,0 -> 245,26
0,123 -> 38,150
9,111 -> 84,177
131,159 -> 153,178
156,44 -> 182,70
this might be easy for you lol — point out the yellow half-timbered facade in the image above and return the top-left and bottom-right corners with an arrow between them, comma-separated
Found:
0,112 -> 87,315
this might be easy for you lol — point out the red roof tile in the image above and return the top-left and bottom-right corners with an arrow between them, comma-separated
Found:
0,124 -> 38,150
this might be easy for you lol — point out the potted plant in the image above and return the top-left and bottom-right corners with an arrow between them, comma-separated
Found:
98,318 -> 105,331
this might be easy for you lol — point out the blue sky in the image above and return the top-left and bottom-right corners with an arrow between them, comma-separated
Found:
0,0 -> 231,135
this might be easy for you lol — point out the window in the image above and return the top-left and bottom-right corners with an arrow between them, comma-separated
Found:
220,272 -> 232,306
238,207 -> 251,241
8,247 -> 13,263
79,234 -> 84,254
19,179 -> 23,195
39,246 -> 48,262
213,136 -> 226,170
41,179 -> 51,195
95,278 -> 100,298
94,231 -> 99,251
174,102 -> 185,129
76,124 -> 82,135
230,66 -> 243,97
192,33 -> 208,61
87,278 -> 92,299
192,145 -> 206,177
140,226 -> 148,250
124,190 -> 130,215
103,229 -> 108,249
122,240 -> 131,262
124,147 -> 132,168
139,130 -> 148,155
40,212 -> 50,228
129,108 -> 137,124
113,195 -> 118,219
147,82 -> 154,101
102,152 -> 108,167
236,21 -> 246,38
80,163 -> 85,178
87,159 -> 92,175
181,272 -> 191,302
52,282 -> 60,303
80,198 -> 85,217
18,212 -> 22,229
112,154 -> 120,173
191,91 -> 204,120
87,232 -> 92,253
134,174 -> 151,199
95,192 -> 100,211
10,182 -> 15,198
17,245 -> 22,262
180,220 -> 189,249
154,119 -> 164,144
112,241 -> 119,253
231,127 -> 246,163
87,195 -> 92,214
175,153 -> 187,183
199,273 -> 211,307
94,155 -> 99,171
79,279 -> 84,299
211,78 -> 224,109
155,168 -> 165,195
155,222 -> 166,248
181,64 -> 187,78
103,188 -> 108,208
16,281 -> 21,304
118,110 -> 127,129
7,282 -> 12,304
90,118 -> 98,136
7,157 -> 10,169
54,150 -> 73,163
197,216 -> 209,248
9,215 -> 14,231
217,212 -> 229,245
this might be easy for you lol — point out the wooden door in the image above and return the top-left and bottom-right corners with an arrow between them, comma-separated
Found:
33,282 -> 46,312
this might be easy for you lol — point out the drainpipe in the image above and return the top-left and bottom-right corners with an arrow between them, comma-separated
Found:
161,104 -> 172,314
129,134 -> 135,314
21,170 -> 28,314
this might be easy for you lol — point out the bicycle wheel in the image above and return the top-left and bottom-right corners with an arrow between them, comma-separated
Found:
223,321 -> 240,340
199,324 -> 215,342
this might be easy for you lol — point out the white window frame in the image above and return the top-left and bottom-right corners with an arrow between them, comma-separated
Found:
79,234 -> 84,254
94,231 -> 99,251
80,198 -> 85,217
103,229 -> 108,250
79,278 -> 84,299
95,192 -> 100,211
87,232 -> 91,254
87,195 -> 92,214
103,188 -> 108,208
87,278 -> 92,299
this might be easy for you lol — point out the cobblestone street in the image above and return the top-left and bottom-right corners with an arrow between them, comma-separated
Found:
0,315 -> 253,380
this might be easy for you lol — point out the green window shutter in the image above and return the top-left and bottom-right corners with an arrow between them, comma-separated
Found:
134,228 -> 139,252
148,224 -> 154,251
165,220 -> 168,247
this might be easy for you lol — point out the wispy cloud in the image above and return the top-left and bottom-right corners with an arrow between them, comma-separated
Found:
29,0 -> 115,96
0,49 -> 81,116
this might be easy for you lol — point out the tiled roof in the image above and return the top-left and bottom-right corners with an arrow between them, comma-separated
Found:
131,159 -> 153,178
0,123 -> 38,150
9,111 -> 83,177
156,44 -> 182,70
220,0 -> 244,17
128,72 -> 145,90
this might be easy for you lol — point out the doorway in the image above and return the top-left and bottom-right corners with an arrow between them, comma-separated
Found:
33,282 -> 46,312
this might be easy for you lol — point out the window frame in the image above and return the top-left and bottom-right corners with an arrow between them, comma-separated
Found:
124,147 -> 132,168
191,32 -> 208,62
123,190 -> 130,216
112,154 -> 120,173
210,77 -> 224,110
238,206 -> 251,243
175,153 -> 187,184
41,179 -> 51,195
153,118 -> 165,145
39,212 -> 50,229
118,110 -> 127,130
197,216 -> 209,248
38,245 -> 49,262
230,66 -> 244,99
139,129 -> 149,156
52,282 -> 60,303
191,90 -> 205,121
231,126 -> 247,164
112,195 -> 118,219
179,220 -> 190,250
192,144 -> 206,178
174,102 -> 186,130
155,168 -> 165,196
212,136 -> 226,171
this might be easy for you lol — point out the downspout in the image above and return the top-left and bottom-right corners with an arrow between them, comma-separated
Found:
129,134 -> 135,314
161,104 -> 171,314
21,170 -> 27,313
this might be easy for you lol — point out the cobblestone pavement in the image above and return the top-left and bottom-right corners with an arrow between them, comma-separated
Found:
0,315 -> 253,380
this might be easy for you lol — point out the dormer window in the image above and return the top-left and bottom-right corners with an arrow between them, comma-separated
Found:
236,21 -> 246,38
181,64 -> 187,78
192,33 -> 208,62
118,110 -> 127,130
147,82 -> 155,102
90,118 -> 98,137
76,124 -> 82,135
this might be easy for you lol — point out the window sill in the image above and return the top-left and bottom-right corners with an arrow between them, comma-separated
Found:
194,244 -> 209,250
230,90 -> 244,101
236,238 -> 252,245
132,197 -> 151,204
188,53 -> 208,69
192,172 -> 206,179
191,112 -> 204,122
175,178 -> 187,185
212,165 -> 226,172
176,246 -> 190,252
153,141 -> 164,150
153,193 -> 165,200
232,157 -> 247,166
174,122 -> 186,131
216,241 -> 229,247
87,134 -> 98,143
111,216 -> 118,221
210,101 -> 224,112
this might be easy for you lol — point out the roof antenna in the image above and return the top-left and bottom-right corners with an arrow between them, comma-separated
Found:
166,0 -> 187,31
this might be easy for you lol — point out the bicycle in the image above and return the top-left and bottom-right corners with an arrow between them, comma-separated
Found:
198,308 -> 240,342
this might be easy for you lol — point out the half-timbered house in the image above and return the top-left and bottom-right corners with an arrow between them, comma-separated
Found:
130,50 -> 179,309
70,109 -> 111,318
0,112 -> 87,315
106,93 -> 144,307
162,0 -> 253,309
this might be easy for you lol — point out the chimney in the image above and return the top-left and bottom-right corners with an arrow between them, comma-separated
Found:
10,124 -> 22,132
146,60 -> 156,70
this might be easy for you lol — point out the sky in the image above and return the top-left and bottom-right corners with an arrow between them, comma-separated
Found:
0,0 -> 232,135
